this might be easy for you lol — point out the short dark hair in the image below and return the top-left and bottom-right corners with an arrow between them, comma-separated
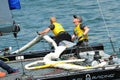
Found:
73,15 -> 82,22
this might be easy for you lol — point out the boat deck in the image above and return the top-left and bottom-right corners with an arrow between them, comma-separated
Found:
0,58 -> 66,80
1,58 -> 120,80
1,44 -> 120,80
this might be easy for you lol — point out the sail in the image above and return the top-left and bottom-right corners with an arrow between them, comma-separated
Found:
0,0 -> 13,24
0,0 -> 21,37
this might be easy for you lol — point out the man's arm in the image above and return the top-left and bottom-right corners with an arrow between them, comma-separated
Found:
83,26 -> 89,35
39,27 -> 51,35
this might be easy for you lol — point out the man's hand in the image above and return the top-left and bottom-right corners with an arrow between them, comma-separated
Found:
36,31 -> 40,35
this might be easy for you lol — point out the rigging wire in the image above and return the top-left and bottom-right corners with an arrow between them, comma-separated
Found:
96,0 -> 116,53
11,9 -> 27,76
14,37 -> 27,76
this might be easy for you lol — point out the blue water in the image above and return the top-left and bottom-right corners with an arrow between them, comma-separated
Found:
0,0 -> 120,55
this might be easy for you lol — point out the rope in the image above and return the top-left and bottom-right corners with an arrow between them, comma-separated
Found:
14,37 -> 27,76
0,57 -> 9,62
96,0 -> 116,53
97,0 -> 110,37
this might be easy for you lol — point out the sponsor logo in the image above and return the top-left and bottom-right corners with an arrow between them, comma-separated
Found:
85,73 -> 115,80
85,74 -> 91,80
92,74 -> 115,79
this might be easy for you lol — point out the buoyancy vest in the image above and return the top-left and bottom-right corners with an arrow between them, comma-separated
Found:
52,22 -> 65,36
74,23 -> 88,41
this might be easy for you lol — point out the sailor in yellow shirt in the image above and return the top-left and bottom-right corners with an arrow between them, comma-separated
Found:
72,15 -> 90,47
39,16 -> 72,45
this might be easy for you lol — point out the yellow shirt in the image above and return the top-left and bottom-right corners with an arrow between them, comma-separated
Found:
52,22 -> 65,36
74,23 -> 88,41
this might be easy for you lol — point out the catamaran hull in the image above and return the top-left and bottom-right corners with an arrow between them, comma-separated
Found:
1,43 -> 120,80
2,43 -> 104,62
14,67 -> 120,80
